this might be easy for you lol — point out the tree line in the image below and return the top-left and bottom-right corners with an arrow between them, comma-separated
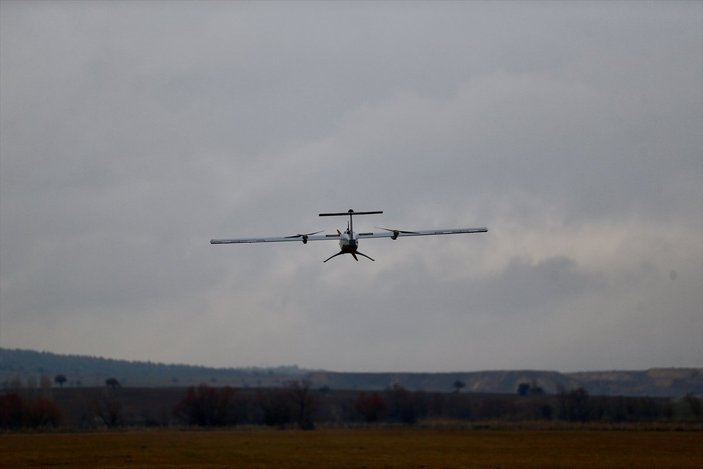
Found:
165,382 -> 702,429
2,381 -> 701,430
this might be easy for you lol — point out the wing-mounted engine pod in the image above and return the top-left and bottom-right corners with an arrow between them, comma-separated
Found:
302,235 -> 308,244
391,230 -> 400,240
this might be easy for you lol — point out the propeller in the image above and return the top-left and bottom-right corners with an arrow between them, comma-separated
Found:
376,227 -> 419,240
285,230 -> 323,244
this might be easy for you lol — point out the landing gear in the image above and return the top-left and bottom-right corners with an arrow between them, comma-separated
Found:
323,250 -> 375,263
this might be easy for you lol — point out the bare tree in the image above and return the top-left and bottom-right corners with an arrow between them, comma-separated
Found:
386,384 -> 420,424
257,388 -> 291,428
558,387 -> 591,422
54,374 -> 67,388
105,378 -> 121,390
94,393 -> 123,427
173,385 -> 245,426
286,380 -> 317,430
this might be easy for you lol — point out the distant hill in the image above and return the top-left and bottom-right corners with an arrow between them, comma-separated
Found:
305,369 -> 703,397
1,348 -> 700,397
0,348 -> 305,388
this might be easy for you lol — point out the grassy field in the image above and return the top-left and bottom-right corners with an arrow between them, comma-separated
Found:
1,427 -> 701,468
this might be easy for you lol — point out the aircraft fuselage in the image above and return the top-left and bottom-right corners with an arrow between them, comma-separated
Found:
339,231 -> 359,254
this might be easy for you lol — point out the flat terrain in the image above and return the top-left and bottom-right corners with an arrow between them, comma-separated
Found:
1,428 -> 701,468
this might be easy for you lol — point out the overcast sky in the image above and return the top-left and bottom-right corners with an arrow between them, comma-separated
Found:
1,1 -> 701,372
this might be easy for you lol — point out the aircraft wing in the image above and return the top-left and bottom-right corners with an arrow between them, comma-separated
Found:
210,232 -> 339,244
357,227 -> 488,240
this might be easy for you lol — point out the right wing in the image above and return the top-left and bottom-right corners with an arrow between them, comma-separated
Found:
358,227 -> 488,240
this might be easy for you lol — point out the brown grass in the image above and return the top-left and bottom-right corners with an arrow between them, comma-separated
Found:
1,427 -> 701,468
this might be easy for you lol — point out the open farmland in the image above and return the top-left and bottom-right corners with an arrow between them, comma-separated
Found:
1,428 -> 701,468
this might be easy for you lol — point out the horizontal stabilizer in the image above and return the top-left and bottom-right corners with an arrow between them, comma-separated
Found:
319,209 -> 383,217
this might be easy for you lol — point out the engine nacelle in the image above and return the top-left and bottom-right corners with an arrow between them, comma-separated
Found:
391,230 -> 400,240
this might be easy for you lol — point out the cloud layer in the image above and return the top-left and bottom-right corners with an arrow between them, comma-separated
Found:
1,1 -> 701,371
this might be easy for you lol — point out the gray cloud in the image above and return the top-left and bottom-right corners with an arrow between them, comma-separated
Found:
1,1 -> 701,371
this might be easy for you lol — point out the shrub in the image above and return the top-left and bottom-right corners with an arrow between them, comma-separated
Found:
0,393 -> 61,429
354,392 -> 387,422
173,385 -> 245,427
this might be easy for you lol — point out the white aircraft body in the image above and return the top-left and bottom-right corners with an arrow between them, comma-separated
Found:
210,209 -> 487,263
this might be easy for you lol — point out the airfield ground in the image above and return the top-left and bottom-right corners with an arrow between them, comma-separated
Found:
1,427 -> 701,468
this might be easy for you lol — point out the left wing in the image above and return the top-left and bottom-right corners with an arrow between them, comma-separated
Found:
357,227 -> 488,240
210,232 -> 339,244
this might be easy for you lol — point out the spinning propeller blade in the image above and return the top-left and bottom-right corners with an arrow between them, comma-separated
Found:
377,227 -> 420,234
376,227 -> 420,240
284,230 -> 323,244
284,230 -> 323,239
